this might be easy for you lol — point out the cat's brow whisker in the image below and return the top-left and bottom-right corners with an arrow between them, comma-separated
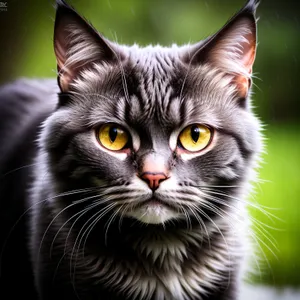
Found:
179,58 -> 191,104
110,42 -> 130,105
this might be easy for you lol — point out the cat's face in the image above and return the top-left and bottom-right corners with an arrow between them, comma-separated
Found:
43,1 -> 261,226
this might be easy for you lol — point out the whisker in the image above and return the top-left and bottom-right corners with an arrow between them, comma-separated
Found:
190,203 -> 228,251
1,162 -> 40,178
179,203 -> 191,230
0,197 -> 48,275
192,184 -> 242,189
187,205 -> 211,250
203,193 -> 280,250
39,191 -> 106,261
200,192 -> 277,278
118,205 -> 129,232
52,250 -> 68,284
1,187 -> 98,275
64,198 -> 113,254
200,188 -> 282,223
70,203 -> 117,281
104,205 -> 123,246
81,202 -> 122,256
50,200 -> 106,257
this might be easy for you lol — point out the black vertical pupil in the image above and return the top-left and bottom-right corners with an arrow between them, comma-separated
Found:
109,127 -> 118,142
191,126 -> 200,142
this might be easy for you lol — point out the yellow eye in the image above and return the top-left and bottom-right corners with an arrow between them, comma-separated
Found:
97,124 -> 129,151
179,124 -> 212,152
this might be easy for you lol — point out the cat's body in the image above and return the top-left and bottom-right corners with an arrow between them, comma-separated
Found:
0,79 -> 58,299
0,1 -> 262,299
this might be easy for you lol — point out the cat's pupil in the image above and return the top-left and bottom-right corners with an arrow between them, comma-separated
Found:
109,127 -> 118,143
191,126 -> 200,143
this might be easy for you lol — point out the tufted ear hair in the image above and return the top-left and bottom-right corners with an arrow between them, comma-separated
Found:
183,0 -> 258,98
54,0 -> 123,92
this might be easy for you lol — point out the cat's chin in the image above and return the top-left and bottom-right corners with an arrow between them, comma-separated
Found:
126,202 -> 181,224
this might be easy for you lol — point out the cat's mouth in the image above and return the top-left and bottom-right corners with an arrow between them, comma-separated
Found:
125,195 -> 181,224
135,195 -> 177,210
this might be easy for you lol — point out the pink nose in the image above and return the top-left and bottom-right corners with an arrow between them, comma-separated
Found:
141,172 -> 167,190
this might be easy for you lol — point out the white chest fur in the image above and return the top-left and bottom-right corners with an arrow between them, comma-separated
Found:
79,222 -> 244,300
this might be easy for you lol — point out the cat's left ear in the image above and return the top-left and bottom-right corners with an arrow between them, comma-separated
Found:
54,0 -> 122,92
184,0 -> 258,97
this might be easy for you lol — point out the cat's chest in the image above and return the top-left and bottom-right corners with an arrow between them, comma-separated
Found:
81,228 -> 232,300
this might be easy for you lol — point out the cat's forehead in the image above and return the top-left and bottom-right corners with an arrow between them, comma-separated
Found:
126,45 -> 182,90
127,44 -> 181,61
71,46 -> 184,126
121,46 -> 186,127
71,44 -> 233,131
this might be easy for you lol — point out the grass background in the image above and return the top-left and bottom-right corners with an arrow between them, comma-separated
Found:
251,125 -> 300,287
0,0 -> 299,289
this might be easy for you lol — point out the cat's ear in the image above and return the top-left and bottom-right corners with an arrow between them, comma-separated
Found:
54,0 -> 122,92
184,0 -> 258,97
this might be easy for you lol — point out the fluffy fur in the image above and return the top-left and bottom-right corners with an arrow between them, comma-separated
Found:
0,1 -> 263,299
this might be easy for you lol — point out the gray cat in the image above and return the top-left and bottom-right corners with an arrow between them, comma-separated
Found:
0,0 -> 262,299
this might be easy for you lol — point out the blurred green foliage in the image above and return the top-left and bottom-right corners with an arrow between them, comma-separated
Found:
251,126 -> 300,287
0,0 -> 299,288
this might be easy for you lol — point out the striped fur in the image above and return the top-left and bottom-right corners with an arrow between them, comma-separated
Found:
0,1 -> 263,300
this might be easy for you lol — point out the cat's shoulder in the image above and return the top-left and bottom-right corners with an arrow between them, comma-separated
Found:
0,78 -> 58,112
0,78 -> 58,128
0,78 -> 58,164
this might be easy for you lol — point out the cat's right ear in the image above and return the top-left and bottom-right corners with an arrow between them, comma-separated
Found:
54,0 -> 122,92
182,0 -> 258,98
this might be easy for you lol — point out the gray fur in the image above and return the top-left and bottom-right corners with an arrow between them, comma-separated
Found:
0,1 -> 263,300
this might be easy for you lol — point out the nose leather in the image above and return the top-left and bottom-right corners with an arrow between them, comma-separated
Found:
141,172 -> 167,190
139,153 -> 168,190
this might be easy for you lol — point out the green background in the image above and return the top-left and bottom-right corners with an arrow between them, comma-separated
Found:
0,0 -> 299,289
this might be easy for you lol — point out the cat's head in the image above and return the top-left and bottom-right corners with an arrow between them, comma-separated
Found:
42,0 -> 261,226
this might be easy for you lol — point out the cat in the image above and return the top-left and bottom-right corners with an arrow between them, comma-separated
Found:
0,0 -> 262,299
